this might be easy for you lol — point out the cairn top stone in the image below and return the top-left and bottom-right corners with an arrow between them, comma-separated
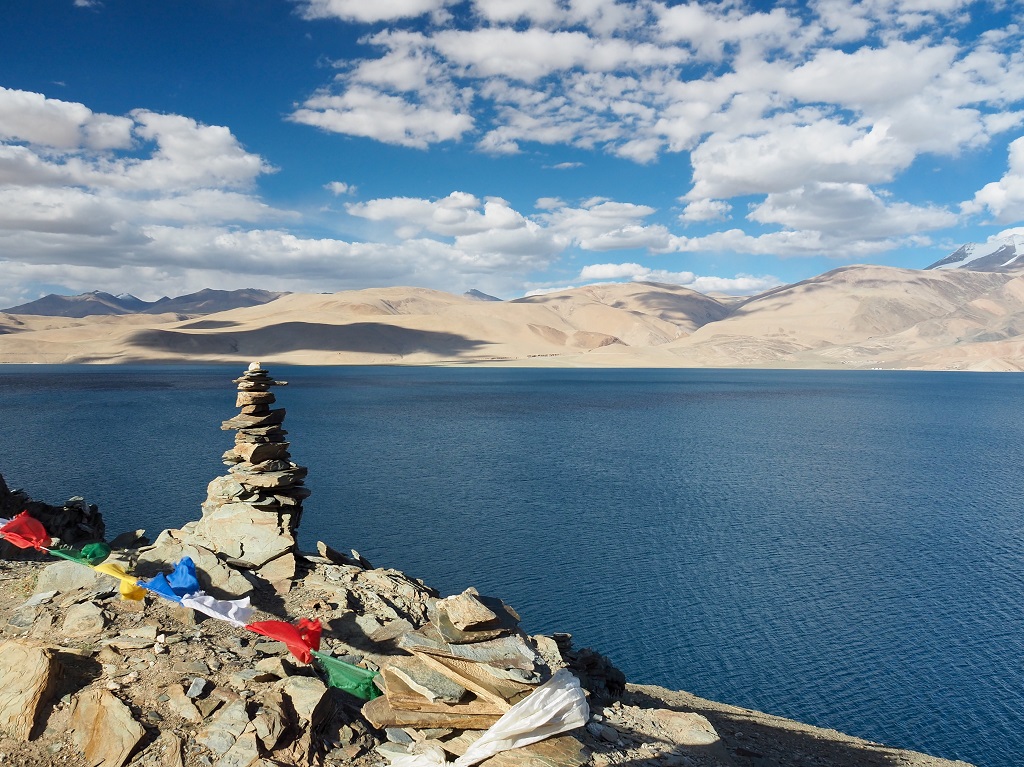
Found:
233,368 -> 288,388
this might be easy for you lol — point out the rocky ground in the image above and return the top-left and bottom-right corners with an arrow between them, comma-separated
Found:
0,548 -> 975,767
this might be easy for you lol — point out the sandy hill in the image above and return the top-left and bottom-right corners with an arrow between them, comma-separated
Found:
645,265 -> 1018,369
513,281 -> 731,344
2,267 -> 1024,369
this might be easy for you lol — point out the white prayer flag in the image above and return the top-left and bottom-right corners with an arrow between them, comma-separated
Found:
180,591 -> 254,628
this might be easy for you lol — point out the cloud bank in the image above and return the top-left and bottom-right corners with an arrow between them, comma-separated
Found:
4,0 -> 1024,306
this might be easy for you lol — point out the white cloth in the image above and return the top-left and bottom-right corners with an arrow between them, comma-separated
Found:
180,591 -> 254,628
381,669 -> 589,767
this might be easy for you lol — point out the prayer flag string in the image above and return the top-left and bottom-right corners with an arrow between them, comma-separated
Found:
0,510 -> 378,698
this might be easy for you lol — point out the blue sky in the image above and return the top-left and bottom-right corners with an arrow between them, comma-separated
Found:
1,0 -> 1023,304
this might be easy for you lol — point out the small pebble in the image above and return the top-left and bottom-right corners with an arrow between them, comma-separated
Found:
186,677 -> 209,698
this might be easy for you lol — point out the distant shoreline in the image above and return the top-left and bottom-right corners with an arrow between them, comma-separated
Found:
3,269 -> 1024,371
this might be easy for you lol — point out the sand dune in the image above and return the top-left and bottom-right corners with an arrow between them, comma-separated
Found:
2,268 -> 1024,369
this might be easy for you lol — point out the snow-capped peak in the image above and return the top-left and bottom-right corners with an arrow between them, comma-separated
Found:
927,234 -> 1024,272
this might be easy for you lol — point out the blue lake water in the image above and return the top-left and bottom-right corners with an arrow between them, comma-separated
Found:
2,365 -> 1023,766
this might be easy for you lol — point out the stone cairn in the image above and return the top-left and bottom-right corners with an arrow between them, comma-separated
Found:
183,362 -> 309,591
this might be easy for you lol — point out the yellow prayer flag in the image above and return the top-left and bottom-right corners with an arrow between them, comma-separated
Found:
92,562 -> 146,601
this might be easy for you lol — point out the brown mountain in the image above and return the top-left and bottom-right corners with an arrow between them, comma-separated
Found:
2,268 -> 1024,370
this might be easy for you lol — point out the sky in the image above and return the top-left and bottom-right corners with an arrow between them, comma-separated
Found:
1,0 -> 1024,305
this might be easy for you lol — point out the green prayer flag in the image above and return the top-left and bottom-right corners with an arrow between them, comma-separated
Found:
311,651 -> 381,700
47,542 -> 112,566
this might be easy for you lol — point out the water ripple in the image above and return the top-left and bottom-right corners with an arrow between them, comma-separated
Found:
3,366 -> 1024,766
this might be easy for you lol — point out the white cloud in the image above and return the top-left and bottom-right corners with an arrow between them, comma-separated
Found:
749,182 -> 957,238
348,34 -> 445,93
0,186 -> 119,236
285,0 -> 1024,267
686,274 -> 782,295
348,190 -> 667,253
123,110 -> 271,191
813,0 -> 974,42
680,198 -> 731,223
348,192 -> 525,236
579,262 -> 651,280
686,118 -> 915,201
577,261 -> 780,295
665,226 -> 933,259
0,87 -> 132,150
538,198 -> 656,236
534,197 -> 564,209
963,136 -> 1024,222
524,284 -> 578,297
653,3 -> 808,61
325,181 -> 355,196
137,190 -> 284,224
11,0 -> 1024,315
576,224 -> 675,251
781,41 -> 957,109
289,86 -> 473,148
297,0 -> 455,23
430,28 -> 687,82
345,192 -> 569,270
0,94 -> 272,196
472,0 -> 563,25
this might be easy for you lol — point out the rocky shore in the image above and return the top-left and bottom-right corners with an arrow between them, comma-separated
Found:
0,364 -> 978,767
0,553 -> 976,767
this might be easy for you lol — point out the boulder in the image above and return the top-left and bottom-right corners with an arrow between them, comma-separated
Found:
255,553 -> 296,594
215,726 -> 261,767
147,732 -> 185,767
35,560 -> 107,595
187,503 -> 295,568
61,601 -> 107,638
197,699 -> 252,756
0,640 -> 60,741
251,691 -> 287,751
277,676 -> 334,764
640,708 -> 720,745
68,688 -> 145,767
165,683 -> 203,723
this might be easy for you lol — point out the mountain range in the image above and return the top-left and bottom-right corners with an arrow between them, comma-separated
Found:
1,288 -> 287,318
3,259 -> 1024,370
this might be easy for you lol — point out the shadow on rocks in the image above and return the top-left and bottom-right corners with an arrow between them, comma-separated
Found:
620,687 -> 971,767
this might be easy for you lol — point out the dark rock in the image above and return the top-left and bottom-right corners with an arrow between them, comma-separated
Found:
0,474 -> 105,554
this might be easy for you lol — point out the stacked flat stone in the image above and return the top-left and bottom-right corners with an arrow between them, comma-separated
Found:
184,362 -> 309,589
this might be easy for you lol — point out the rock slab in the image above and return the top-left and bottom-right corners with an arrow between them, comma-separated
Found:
68,688 -> 145,767
0,640 -> 60,741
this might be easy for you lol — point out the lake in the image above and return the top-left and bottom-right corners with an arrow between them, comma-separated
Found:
3,365 -> 1023,767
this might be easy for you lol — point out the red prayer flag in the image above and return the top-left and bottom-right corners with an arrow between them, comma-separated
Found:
0,512 -> 50,551
246,618 -> 322,663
